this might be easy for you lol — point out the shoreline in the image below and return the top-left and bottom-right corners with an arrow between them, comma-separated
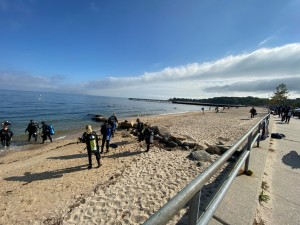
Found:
0,109 -> 202,155
0,107 -> 267,225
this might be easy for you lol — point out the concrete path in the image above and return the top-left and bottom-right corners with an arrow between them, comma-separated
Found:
209,117 -> 271,225
267,115 -> 300,225
208,115 -> 300,225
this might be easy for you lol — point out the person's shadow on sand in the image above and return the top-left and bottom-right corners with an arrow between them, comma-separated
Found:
282,151 -> 300,169
47,153 -> 86,160
4,164 -> 86,184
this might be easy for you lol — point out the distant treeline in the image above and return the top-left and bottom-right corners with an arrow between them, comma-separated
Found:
169,97 -> 300,107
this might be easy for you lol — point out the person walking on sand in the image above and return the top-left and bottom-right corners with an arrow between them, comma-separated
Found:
41,121 -> 52,143
100,119 -> 112,153
0,123 -> 14,147
79,125 -> 101,169
136,118 -> 144,142
201,107 -> 205,115
143,124 -> 154,152
250,107 -> 257,118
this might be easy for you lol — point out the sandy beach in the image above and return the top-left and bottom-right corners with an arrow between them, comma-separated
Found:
0,107 -> 267,225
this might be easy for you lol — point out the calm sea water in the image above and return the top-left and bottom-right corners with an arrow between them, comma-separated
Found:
0,89 -> 206,152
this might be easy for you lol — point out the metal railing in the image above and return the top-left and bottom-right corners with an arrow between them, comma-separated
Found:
143,113 -> 270,225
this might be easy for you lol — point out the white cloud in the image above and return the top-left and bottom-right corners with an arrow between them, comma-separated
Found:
81,43 -> 300,98
258,36 -> 275,46
1,43 -> 300,98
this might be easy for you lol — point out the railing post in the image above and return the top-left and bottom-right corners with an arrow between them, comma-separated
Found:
244,132 -> 253,172
257,123 -> 261,147
188,191 -> 201,225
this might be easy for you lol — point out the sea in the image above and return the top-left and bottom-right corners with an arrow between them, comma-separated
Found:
0,89 -> 206,153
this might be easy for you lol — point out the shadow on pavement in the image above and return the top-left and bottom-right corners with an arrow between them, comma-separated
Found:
282,150 -> 300,169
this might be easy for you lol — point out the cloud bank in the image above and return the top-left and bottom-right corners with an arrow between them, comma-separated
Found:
1,43 -> 300,98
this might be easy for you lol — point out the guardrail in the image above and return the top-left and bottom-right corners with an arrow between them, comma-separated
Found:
143,113 -> 270,225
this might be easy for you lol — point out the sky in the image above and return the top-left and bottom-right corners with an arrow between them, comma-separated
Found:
0,0 -> 300,99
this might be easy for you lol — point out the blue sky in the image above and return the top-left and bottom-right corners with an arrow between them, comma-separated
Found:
0,0 -> 300,99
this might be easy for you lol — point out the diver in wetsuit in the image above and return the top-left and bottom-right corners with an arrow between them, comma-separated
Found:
25,120 -> 39,141
0,124 -> 14,147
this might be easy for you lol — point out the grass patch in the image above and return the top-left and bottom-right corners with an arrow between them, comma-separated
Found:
259,191 -> 270,204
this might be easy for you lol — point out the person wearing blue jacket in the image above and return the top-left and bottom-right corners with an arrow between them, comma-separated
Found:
41,121 -> 52,143
100,119 -> 112,153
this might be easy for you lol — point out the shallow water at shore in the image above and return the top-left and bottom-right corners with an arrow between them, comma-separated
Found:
0,89 -> 208,153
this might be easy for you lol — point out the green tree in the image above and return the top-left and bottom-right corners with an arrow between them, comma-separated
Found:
270,83 -> 289,105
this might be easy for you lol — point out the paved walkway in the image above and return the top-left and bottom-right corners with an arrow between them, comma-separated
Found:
267,115 -> 300,225
208,115 -> 300,225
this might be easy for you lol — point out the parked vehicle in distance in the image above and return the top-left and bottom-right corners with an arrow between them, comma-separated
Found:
293,108 -> 300,118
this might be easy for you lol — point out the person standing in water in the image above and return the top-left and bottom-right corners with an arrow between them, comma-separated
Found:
0,122 -> 14,147
25,120 -> 39,141
41,121 -> 52,143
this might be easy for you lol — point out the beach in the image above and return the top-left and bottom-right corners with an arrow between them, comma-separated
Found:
0,107 -> 267,225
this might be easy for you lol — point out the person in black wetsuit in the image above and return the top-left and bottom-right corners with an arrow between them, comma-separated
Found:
25,120 -> 39,141
41,121 -> 52,143
143,124 -> 154,152
136,118 -> 144,142
250,107 -> 257,118
0,124 -> 14,147
100,119 -> 112,153
79,125 -> 101,169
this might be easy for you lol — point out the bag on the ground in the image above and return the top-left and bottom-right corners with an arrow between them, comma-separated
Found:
48,125 -> 55,135
271,133 -> 286,139
109,143 -> 118,148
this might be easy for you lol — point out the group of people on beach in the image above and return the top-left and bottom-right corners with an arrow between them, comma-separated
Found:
0,120 -> 54,147
1,112 -> 153,170
25,120 -> 53,143
79,113 -> 154,169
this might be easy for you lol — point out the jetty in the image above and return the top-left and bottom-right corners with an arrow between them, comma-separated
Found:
171,100 -> 245,107
128,98 -> 172,103
129,98 -> 245,107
